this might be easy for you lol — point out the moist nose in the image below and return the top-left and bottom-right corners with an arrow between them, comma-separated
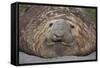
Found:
54,33 -> 63,37
54,31 -> 64,39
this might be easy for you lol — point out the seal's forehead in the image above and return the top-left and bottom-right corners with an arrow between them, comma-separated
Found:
48,19 -> 66,25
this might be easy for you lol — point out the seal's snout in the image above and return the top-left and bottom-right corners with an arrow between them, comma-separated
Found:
54,30 -> 64,37
54,33 -> 63,39
48,19 -> 72,43
53,30 -> 64,41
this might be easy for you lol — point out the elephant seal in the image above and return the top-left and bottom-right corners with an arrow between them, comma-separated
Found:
19,6 -> 96,58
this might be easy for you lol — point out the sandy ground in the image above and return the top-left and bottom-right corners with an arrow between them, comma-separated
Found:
19,51 -> 96,64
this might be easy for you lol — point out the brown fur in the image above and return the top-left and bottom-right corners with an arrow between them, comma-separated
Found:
19,6 -> 96,58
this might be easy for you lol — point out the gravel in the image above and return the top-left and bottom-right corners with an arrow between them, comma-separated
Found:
19,51 -> 96,64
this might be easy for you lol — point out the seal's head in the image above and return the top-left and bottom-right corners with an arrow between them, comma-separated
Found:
20,7 -> 96,58
39,19 -> 77,57
46,19 -> 74,46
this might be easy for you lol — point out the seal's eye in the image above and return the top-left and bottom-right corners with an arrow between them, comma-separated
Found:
49,23 -> 53,27
70,25 -> 74,28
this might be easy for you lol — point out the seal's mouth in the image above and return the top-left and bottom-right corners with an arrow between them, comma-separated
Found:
51,38 -> 71,46
47,40 -> 71,47
52,39 -> 63,42
43,38 -> 75,57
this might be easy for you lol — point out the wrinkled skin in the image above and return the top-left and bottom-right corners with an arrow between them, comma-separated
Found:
46,19 -> 73,44
39,19 -> 77,57
19,6 -> 96,58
